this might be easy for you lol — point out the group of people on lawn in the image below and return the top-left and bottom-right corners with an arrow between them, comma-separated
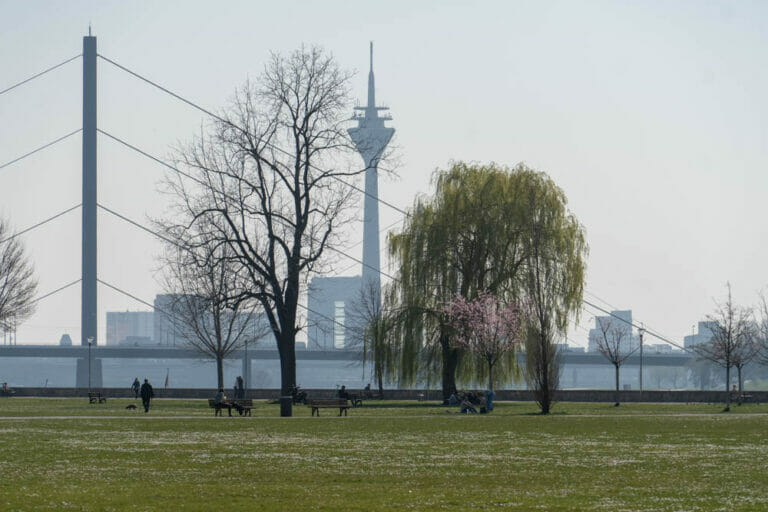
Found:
447,389 -> 495,414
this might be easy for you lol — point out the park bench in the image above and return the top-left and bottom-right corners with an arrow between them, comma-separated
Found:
348,390 -> 382,407
307,398 -> 350,416
88,392 -> 106,404
207,398 -> 253,416
737,394 -> 757,405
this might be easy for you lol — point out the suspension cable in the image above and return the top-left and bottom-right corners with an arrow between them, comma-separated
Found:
0,54 -> 81,97
97,54 -> 409,217
0,129 -> 82,171
0,204 -> 82,244
29,279 -> 81,306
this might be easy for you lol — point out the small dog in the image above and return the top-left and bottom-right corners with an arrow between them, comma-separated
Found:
125,404 -> 137,410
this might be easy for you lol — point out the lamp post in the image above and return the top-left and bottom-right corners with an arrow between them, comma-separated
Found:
87,336 -> 94,396
638,326 -> 645,400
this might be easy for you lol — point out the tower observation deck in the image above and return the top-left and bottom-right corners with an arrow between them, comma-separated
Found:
348,42 -> 394,304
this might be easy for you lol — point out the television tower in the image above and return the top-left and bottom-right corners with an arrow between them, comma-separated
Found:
348,42 -> 394,304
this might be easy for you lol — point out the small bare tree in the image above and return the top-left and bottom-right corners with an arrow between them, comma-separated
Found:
695,283 -> 754,411
731,329 -> 758,399
159,237 -> 262,390
0,218 -> 37,335
756,291 -> 768,366
165,47 -> 368,415
591,316 -> 635,406
347,281 -> 398,396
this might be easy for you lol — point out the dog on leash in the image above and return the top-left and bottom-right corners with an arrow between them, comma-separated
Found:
125,404 -> 137,410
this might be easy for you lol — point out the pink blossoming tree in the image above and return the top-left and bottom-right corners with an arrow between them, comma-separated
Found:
444,292 -> 525,391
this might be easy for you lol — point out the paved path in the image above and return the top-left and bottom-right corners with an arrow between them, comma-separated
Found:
1,412 -> 766,421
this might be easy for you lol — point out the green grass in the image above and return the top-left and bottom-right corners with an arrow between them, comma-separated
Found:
1,398 -> 767,511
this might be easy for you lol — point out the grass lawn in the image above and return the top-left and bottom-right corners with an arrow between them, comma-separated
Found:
1,398 -> 766,511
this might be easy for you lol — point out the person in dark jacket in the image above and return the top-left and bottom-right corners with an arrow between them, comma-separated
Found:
234,376 -> 244,399
139,379 -> 154,413
131,377 -> 140,399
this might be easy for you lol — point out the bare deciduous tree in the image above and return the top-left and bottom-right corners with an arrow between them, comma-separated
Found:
0,218 -> 37,335
159,237 -> 263,390
591,317 -> 635,406
695,283 -> 754,411
347,281 -> 398,396
164,47 -> 363,415
756,291 -> 768,368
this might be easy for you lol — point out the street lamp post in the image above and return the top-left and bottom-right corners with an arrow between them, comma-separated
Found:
638,326 -> 645,400
244,335 -> 249,394
87,337 -> 94,396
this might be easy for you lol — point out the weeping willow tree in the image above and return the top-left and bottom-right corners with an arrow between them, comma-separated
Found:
388,162 -> 535,400
521,172 -> 587,413
388,162 -> 587,404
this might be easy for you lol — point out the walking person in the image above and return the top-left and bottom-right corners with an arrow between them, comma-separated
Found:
235,376 -> 245,399
140,378 -> 154,413
131,377 -> 140,399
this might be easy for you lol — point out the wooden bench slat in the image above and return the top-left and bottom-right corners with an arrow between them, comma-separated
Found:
88,392 -> 106,404
306,399 -> 350,417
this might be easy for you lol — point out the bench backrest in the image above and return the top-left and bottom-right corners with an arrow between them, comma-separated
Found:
208,398 -> 253,406
308,399 -> 348,406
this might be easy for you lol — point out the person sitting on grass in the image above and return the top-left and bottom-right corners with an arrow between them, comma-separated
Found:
460,398 -> 478,414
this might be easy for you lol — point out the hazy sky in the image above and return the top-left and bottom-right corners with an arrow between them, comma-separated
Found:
1,1 -> 767,348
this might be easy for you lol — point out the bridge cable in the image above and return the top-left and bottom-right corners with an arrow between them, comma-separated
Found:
95,133 -> 402,282
94,208 -> 354,335
97,203 -> 183,249
0,204 -> 82,244
96,54 -> 409,218
581,299 -> 693,354
0,129 -> 82,171
0,54 -> 82,97
30,279 -> 82,306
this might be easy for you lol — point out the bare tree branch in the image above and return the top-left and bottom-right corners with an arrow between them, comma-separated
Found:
0,218 -> 38,335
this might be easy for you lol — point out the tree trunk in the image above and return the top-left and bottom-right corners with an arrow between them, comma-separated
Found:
216,355 -> 224,390
614,364 -> 620,407
536,331 -> 551,414
488,360 -> 493,392
377,371 -> 384,397
724,365 -> 731,412
538,334 -> 551,414
441,335 -> 458,402
738,366 -> 743,394
277,329 -> 297,417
